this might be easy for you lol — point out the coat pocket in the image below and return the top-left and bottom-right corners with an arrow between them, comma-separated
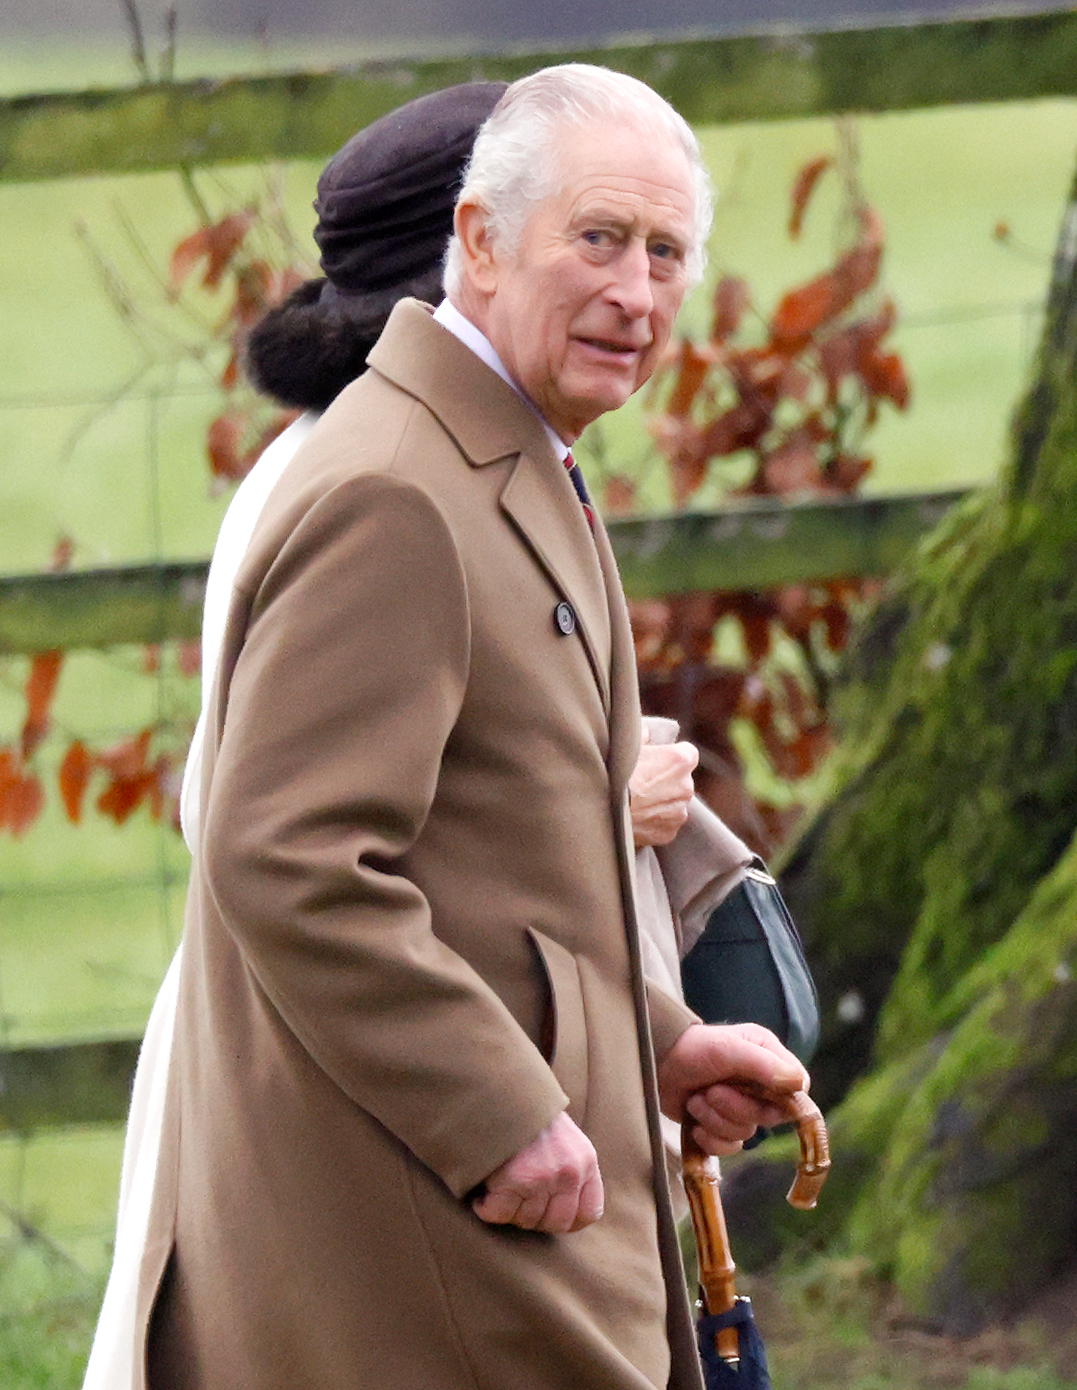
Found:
526,927 -> 589,1128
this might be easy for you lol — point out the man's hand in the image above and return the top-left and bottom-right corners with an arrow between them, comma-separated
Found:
629,730 -> 699,848
657,1022 -> 809,1156
472,1111 -> 604,1234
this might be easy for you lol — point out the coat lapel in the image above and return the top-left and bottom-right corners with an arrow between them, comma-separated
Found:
498,451 -> 612,715
592,511 -> 642,799
369,300 -> 613,715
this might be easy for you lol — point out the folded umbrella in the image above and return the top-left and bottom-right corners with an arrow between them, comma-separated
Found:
682,1090 -> 830,1389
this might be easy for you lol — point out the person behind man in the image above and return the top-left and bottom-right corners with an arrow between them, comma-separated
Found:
142,64 -> 808,1390
82,80 -> 510,1390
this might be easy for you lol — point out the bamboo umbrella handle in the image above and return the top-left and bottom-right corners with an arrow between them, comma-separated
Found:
769,1089 -> 831,1210
680,1089 -> 830,1367
681,1128 -> 741,1365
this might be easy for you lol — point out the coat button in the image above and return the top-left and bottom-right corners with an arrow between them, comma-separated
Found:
553,601 -> 576,635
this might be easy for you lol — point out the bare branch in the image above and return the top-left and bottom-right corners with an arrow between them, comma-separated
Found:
178,166 -> 214,228
160,5 -> 178,84
0,1200 -> 89,1276
118,0 -> 152,85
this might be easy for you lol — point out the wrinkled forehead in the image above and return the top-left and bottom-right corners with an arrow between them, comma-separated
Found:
547,115 -> 698,231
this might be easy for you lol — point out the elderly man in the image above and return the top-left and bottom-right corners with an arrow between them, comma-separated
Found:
142,64 -> 807,1390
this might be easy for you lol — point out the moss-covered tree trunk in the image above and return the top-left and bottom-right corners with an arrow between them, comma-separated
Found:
725,161 -> 1077,1332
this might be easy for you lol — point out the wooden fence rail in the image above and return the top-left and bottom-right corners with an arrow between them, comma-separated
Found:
0,489 -> 968,656
0,1040 -> 141,1134
3,11 -> 1077,183
0,485 -> 973,1129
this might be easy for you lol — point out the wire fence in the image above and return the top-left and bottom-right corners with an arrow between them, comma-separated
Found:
0,292 -> 1048,1041
0,288 -> 1049,1296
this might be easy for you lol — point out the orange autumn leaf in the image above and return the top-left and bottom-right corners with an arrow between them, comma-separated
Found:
0,747 -> 17,830
772,585 -> 813,640
760,432 -> 820,495
169,209 -> 256,294
97,770 -> 157,825
50,535 -> 75,571
742,683 -> 776,737
206,411 -> 248,481
266,265 -> 306,303
818,327 -> 860,403
711,276 -> 751,342
177,640 -> 202,677
96,728 -> 152,781
789,724 -> 833,777
628,599 -> 674,671
664,340 -> 712,417
770,208 -> 884,351
231,260 -> 275,326
58,739 -> 93,823
21,650 -> 63,759
602,474 -> 637,517
701,400 -> 772,460
821,597 -> 853,650
789,156 -> 832,239
824,453 -> 873,493
858,349 -> 911,410
673,592 -> 723,663
219,351 -> 240,390
740,607 -> 773,665
779,670 -> 812,729
1,763 -> 45,837
770,274 -> 841,351
691,668 -> 748,728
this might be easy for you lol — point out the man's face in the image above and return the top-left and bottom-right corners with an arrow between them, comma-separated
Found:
477,119 -> 697,442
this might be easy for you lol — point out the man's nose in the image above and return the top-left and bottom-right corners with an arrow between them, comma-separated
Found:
607,240 -> 655,317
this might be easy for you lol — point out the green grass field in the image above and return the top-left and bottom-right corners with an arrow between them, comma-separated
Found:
3,94 -> 1074,571
1,47 -> 1077,1382
2,92 -> 1070,1034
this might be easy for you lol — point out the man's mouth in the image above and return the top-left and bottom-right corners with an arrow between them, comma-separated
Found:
577,337 -> 646,357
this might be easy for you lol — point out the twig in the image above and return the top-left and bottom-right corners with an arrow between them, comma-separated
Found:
160,4 -> 178,84
118,0 -> 152,84
0,1199 -> 90,1278
72,220 -> 160,352
109,199 -> 219,337
259,167 -> 318,271
73,216 -> 221,387
59,365 -> 156,468
179,166 -> 214,228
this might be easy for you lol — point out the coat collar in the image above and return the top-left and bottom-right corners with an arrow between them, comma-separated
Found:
368,300 -> 619,716
368,299 -> 553,469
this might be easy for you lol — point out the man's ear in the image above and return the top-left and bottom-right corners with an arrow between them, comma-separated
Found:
453,198 -> 500,295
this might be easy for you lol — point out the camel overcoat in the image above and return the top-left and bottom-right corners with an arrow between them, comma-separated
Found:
138,300 -> 704,1390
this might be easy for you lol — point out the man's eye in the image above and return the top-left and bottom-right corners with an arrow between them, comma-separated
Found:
582,229 -> 612,247
649,243 -> 687,278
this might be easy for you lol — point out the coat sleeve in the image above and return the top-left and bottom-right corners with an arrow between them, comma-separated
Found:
201,471 -> 568,1199
645,979 -> 700,1066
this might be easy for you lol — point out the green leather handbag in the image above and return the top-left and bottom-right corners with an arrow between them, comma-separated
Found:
679,860 -> 819,1064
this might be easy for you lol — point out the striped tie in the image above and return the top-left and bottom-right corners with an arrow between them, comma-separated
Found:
563,451 -> 595,534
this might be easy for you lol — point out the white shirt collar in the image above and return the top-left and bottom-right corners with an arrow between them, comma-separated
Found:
433,298 -> 569,462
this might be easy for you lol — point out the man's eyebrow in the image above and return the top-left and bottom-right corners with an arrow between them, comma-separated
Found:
576,209 -> 685,238
574,208 -> 631,230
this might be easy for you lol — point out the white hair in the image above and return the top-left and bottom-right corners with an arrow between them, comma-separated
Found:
443,63 -> 712,295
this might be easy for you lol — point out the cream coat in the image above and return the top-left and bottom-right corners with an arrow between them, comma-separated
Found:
138,300 -> 703,1390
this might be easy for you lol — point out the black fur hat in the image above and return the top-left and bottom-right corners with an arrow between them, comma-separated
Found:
245,82 -> 506,412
